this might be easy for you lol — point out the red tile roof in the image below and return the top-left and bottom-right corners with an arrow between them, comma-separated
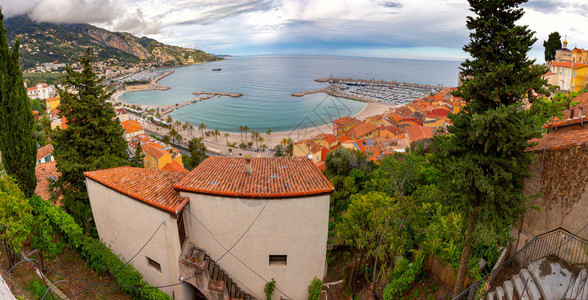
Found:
115,108 -> 128,115
527,127 -> 588,151
550,62 -> 588,69
35,161 -> 62,204
314,133 -> 338,144
162,161 -> 188,172
346,122 -> 379,139
85,167 -> 189,214
37,144 -> 54,161
174,156 -> 333,198
143,143 -> 169,160
121,120 -> 143,134
406,126 -> 434,143
333,116 -> 359,127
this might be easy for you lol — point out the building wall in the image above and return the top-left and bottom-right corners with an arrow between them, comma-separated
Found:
86,179 -> 185,298
180,192 -> 330,300
512,148 -> 588,253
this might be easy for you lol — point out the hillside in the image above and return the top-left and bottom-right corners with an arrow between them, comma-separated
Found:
4,15 -> 221,69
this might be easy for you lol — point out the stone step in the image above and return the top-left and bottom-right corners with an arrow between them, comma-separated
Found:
581,270 -> 588,299
495,286 -> 506,300
503,280 -> 515,300
519,269 -> 543,300
487,291 -> 495,300
512,273 -> 531,300
566,268 -> 588,300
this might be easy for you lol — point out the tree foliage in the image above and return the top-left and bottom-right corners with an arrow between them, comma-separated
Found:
187,137 -> 207,170
51,48 -> 128,232
434,0 -> 549,295
0,176 -> 34,267
130,141 -> 146,168
0,12 -> 37,197
543,32 -> 562,62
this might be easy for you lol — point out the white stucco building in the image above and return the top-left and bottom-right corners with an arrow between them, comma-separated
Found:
85,156 -> 333,299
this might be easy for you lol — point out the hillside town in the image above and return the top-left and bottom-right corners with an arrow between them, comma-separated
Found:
1,2 -> 588,300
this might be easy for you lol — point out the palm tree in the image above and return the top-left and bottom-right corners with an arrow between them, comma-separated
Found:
224,132 -> 230,143
258,136 -> 264,150
166,115 -> 173,124
189,124 -> 195,135
182,122 -> 189,132
251,130 -> 259,149
239,126 -> 244,143
243,126 -> 250,142
214,129 -> 220,142
265,129 -> 272,148
261,144 -> 268,152
198,122 -> 207,137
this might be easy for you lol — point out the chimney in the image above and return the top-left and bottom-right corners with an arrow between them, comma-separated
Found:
579,106 -> 584,118
245,156 -> 252,174
570,108 -> 575,119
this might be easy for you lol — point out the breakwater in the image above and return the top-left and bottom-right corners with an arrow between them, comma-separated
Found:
315,77 -> 446,90
193,91 -> 243,98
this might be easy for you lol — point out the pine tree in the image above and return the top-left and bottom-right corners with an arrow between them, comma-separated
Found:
52,48 -> 128,231
0,12 -> 37,197
432,0 -> 549,296
543,32 -> 562,62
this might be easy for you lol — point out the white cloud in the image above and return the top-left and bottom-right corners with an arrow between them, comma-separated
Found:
2,0 -> 122,24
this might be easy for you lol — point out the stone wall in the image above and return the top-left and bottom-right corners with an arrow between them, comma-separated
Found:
512,144 -> 588,253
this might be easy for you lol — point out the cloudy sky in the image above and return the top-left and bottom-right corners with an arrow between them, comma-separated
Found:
2,0 -> 588,62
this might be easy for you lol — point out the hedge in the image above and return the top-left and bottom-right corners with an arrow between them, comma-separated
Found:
29,196 -> 171,300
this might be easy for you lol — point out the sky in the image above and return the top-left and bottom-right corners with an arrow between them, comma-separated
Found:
2,0 -> 588,62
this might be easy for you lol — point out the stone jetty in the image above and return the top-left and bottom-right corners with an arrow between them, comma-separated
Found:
192,91 -> 243,98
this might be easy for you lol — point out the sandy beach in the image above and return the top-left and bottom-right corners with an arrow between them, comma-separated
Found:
114,71 -> 396,155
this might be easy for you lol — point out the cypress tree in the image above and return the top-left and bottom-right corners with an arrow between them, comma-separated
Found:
432,0 -> 549,295
52,48 -> 128,231
0,11 -> 37,197
129,141 -> 145,168
543,32 -> 562,62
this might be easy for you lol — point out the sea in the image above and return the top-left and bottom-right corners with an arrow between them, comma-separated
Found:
118,55 -> 461,132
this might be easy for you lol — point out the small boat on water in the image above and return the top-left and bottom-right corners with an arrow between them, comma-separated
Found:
212,68 -> 222,71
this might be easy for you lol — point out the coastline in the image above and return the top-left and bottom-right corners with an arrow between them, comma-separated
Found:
114,68 -> 397,153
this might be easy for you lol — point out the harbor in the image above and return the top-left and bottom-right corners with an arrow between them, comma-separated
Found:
293,77 -> 445,105
192,91 -> 243,97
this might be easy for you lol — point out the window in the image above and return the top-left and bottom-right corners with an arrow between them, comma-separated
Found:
269,255 -> 287,265
146,256 -> 161,273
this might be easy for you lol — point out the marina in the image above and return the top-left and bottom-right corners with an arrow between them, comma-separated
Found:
293,77 -> 444,105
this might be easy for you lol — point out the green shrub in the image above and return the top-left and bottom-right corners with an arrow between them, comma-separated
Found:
29,196 -> 170,299
383,251 -> 424,300
308,276 -> 322,300
264,279 -> 275,300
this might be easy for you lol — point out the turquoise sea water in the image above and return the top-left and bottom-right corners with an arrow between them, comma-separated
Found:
119,55 -> 461,132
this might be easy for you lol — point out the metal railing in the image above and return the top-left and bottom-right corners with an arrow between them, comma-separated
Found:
453,226 -> 588,300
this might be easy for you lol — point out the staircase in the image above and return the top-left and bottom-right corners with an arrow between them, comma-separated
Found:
485,256 -> 587,300
179,242 -> 257,300
565,268 -> 588,300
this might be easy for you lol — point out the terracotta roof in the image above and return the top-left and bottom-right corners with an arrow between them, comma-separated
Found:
115,108 -> 128,115
346,122 -> 379,139
543,93 -> 588,129
543,72 -> 556,76
162,161 -> 188,172
314,133 -> 338,144
50,108 -> 59,118
295,139 -> 326,154
333,116 -> 359,127
174,156 -> 333,198
142,143 -> 169,160
337,135 -> 353,143
527,127 -> 588,152
85,166 -> 189,214
37,144 -> 54,161
550,62 -> 588,69
406,126 -> 434,142
35,161 -> 62,204
121,120 -> 143,134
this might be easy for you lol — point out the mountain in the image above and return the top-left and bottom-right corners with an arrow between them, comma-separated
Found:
4,15 -> 221,69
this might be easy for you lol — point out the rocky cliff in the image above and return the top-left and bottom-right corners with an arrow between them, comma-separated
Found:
4,15 -> 220,69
